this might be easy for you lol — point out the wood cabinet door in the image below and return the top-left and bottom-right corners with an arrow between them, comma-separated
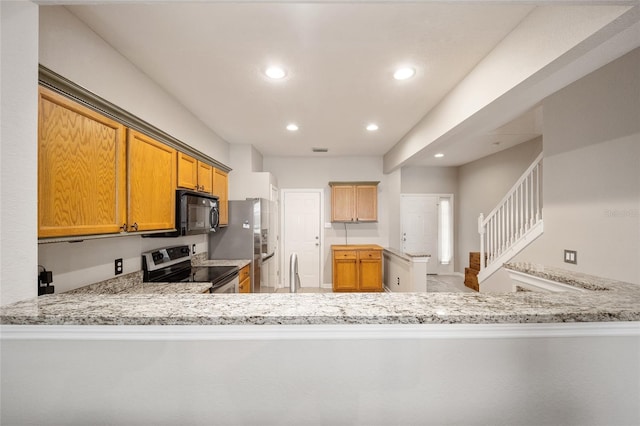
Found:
177,153 -> 198,190
332,251 -> 358,291
355,185 -> 378,222
213,168 -> 228,226
358,251 -> 382,292
197,161 -> 213,194
38,86 -> 127,238
127,130 -> 176,232
331,185 -> 355,222
239,265 -> 251,293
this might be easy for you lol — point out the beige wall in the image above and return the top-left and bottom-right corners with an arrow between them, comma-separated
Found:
457,137 -> 543,274
513,48 -> 640,285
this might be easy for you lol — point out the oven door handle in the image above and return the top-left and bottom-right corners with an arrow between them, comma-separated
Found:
210,274 -> 239,293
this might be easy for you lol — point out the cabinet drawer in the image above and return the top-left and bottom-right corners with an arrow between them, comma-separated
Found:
334,250 -> 357,260
359,250 -> 381,260
239,277 -> 251,293
239,265 -> 250,281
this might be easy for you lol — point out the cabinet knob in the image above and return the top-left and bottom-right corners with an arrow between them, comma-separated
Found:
131,222 -> 138,232
120,223 -> 128,232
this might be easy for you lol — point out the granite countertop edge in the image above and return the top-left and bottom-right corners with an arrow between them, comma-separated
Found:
2,261 -> 638,326
2,288 -> 639,326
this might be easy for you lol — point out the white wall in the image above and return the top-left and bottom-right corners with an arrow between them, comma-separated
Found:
264,156 -> 388,285
457,137 -> 543,274
383,5 -> 635,172
400,166 -> 457,194
30,6 -> 233,294
2,325 -> 639,426
513,48 -> 640,285
387,169 -> 402,251
229,143 -> 263,173
39,6 -> 229,163
0,1 -> 39,305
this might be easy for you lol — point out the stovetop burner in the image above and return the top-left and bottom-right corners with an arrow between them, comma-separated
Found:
141,245 -> 239,287
178,265 -> 238,284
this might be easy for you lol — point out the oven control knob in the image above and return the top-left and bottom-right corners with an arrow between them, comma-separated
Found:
152,252 -> 164,262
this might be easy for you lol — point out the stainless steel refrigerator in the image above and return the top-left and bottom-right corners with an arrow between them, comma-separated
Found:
208,198 -> 276,293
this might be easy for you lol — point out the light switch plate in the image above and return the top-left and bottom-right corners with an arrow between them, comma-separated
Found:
564,250 -> 577,264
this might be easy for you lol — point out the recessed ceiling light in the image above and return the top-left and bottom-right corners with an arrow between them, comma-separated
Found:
286,123 -> 299,131
265,66 -> 286,79
394,67 -> 415,80
434,153 -> 444,158
366,123 -> 379,131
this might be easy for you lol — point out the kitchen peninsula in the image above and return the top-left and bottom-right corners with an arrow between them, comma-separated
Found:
2,264 -> 639,426
2,263 -> 639,325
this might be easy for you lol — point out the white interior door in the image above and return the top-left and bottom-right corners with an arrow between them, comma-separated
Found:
401,195 -> 439,273
283,191 -> 321,288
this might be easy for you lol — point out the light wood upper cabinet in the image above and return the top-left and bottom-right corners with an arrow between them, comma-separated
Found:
177,152 -> 213,194
329,182 -> 379,222
38,84 -> 228,239
177,152 -> 198,191
197,161 -> 213,194
38,86 -> 127,238
213,168 -> 229,226
127,129 -> 176,232
332,245 -> 383,292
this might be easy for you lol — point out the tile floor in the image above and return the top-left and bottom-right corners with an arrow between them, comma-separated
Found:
275,274 -> 475,293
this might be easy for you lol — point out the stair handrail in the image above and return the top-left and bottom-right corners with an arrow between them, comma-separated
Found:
481,152 -> 543,226
478,152 -> 544,273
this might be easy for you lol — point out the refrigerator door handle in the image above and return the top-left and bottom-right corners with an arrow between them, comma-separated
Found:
262,252 -> 275,261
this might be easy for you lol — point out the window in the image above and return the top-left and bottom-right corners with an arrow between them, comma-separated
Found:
439,197 -> 452,265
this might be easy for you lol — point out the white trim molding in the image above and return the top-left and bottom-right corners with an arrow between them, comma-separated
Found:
2,322 -> 639,341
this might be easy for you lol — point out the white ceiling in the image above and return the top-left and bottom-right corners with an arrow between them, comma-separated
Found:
62,3 -> 584,166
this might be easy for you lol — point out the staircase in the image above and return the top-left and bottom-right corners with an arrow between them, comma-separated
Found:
477,152 -> 544,283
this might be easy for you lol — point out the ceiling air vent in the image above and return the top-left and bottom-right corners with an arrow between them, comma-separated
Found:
312,147 -> 328,153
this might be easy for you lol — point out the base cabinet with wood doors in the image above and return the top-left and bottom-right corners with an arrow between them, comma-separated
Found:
239,264 -> 251,293
329,182 -> 378,222
332,245 -> 383,292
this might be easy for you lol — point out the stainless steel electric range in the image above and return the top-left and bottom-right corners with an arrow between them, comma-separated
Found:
142,245 -> 239,293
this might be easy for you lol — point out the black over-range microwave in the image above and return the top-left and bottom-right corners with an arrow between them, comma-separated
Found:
144,190 -> 219,238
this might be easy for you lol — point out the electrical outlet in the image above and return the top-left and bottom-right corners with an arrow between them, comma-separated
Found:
192,244 -> 196,255
115,258 -> 123,275
564,250 -> 577,264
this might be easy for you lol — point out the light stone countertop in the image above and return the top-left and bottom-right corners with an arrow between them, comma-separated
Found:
2,260 -> 639,326
384,247 -> 431,260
